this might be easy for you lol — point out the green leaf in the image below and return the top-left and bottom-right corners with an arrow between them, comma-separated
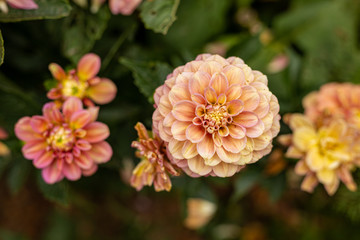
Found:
0,29 -> 3,65
0,0 -> 72,22
62,7 -> 110,63
120,57 -> 172,103
140,0 -> 180,35
7,158 -> 31,194
0,229 -> 28,240
232,169 -> 261,201
37,173 -> 70,206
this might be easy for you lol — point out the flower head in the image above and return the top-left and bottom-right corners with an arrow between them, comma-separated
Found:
0,0 -> 38,13
282,114 -> 360,195
131,122 -> 179,192
108,0 -> 142,15
15,97 -> 113,184
153,54 -> 280,177
47,53 -> 117,107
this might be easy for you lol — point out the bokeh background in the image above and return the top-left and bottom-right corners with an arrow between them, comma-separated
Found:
1,0 -> 360,239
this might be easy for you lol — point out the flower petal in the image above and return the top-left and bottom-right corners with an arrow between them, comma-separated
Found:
210,72 -> 228,95
168,139 -> 185,159
222,136 -> 246,153
168,83 -> 191,105
204,87 -> 217,104
83,122 -> 110,143
75,153 -> 94,170
82,163 -> 98,176
226,84 -> 242,101
87,78 -> 117,104
228,124 -> 246,139
33,151 -> 54,169
199,61 -> 223,76
223,65 -> 245,85
300,174 -> 318,193
172,100 -> 196,121
182,140 -> 198,159
43,102 -> 63,123
87,141 -> 113,163
77,53 -> 101,80
41,159 -> 64,184
76,139 -> 92,151
233,111 -> 258,128
62,97 -> 83,120
70,110 -> 91,129
216,147 -> 241,163
48,63 -> 66,80
197,134 -> 215,159
293,127 -> 317,152
213,162 -> 238,177
227,99 -> 244,116
22,141 -> 47,159
15,117 -> 42,141
7,0 -> 38,9
187,155 -> 212,176
186,124 -> 206,143
204,154 -> 221,166
63,163 -> 82,181
189,71 -> 211,95
171,121 -> 189,141
240,86 -> 260,111
245,120 -> 265,138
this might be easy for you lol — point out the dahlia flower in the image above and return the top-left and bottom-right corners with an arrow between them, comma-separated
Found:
303,82 -> 360,128
131,122 -> 179,192
281,114 -> 359,195
153,54 -> 280,177
0,0 -> 38,13
89,0 -> 141,15
15,97 -> 113,184
184,198 -> 217,230
47,53 -> 117,107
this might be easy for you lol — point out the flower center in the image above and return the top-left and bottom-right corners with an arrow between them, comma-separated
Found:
61,78 -> 88,99
197,105 -> 232,134
47,126 -> 75,151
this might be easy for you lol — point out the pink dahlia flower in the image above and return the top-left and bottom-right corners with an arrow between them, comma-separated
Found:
152,54 -> 280,177
15,97 -> 113,184
109,0 -> 142,15
0,0 -> 38,13
131,122 -> 179,192
47,53 -> 117,107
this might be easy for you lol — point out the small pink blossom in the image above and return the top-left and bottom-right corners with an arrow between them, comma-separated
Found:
47,53 -> 117,107
109,0 -> 142,15
15,97 -> 113,184
0,0 -> 38,13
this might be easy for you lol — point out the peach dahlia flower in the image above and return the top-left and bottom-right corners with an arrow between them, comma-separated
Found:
15,97 -> 113,184
153,54 -> 280,177
131,122 -> 179,192
0,0 -> 38,13
47,53 -> 117,107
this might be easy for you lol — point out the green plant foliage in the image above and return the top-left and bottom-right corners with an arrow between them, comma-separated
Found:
140,0 -> 180,35
36,173 -> 70,206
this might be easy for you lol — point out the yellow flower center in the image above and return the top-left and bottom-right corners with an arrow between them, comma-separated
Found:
47,126 -> 75,151
61,78 -> 88,99
202,105 -> 231,133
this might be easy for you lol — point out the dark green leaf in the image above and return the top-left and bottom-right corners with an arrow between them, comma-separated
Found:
232,169 -> 261,201
140,0 -> 180,35
37,173 -> 70,206
7,158 -> 31,194
0,0 -> 72,22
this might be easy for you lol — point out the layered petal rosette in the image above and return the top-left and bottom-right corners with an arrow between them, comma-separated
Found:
47,53 -> 117,107
0,0 -> 38,13
280,114 -> 360,195
152,54 -> 280,177
15,97 -> 113,184
131,122 -> 179,192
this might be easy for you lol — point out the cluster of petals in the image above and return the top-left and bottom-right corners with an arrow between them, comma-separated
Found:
15,97 -> 113,184
152,54 -> 280,178
131,122 -> 179,192
88,0 -> 141,15
47,53 -> 117,107
280,114 -> 360,195
0,0 -> 38,13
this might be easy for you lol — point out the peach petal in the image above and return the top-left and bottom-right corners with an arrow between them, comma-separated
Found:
77,53 -> 101,80
168,83 -> 191,105
87,78 -> 117,104
182,140 -> 198,159
47,88 -> 61,100
253,94 -> 270,118
233,111 -> 258,128
172,100 -> 196,121
213,162 -> 238,177
294,160 -> 309,175
228,124 -> 246,139
186,124 -> 206,143
63,163 -> 82,181
218,126 -> 229,137
82,163 -> 98,176
43,102 -> 63,123
198,61 -> 223,76
301,174 -> 318,193
15,117 -> 42,141
204,87 -> 217,104
48,63 -> 66,80
217,93 -> 227,105
191,94 -> 206,105
83,122 -> 110,143
210,72 -> 228,95
223,65 -> 245,85
226,84 -> 242,101
222,136 -> 246,153
324,178 -> 340,196
163,112 -> 176,127
216,147 -> 241,163
189,71 -> 211,95
75,153 -> 93,170
70,110 -> 91,129
253,131 -> 272,151
187,155 -> 212,176
168,139 -> 185,159
87,141 -> 112,163
63,97 -> 83,120
227,99 -> 244,116
240,86 -> 260,111
184,61 -> 203,72
195,105 -> 206,117
197,134 -> 215,159
42,159 -> 64,184
171,121 -> 189,141
204,154 -> 221,166
212,132 -> 223,147
33,151 -> 54,169
75,139 -> 92,151
88,106 -> 99,123
22,141 -> 47,159
246,120 -> 265,138
158,121 -> 172,142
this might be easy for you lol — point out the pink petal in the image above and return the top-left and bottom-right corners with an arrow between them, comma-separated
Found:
163,112 -> 176,127
83,122 -> 110,143
22,141 -> 47,159
168,83 -> 191,105
253,94 -> 270,118
228,124 -> 246,139
198,61 -> 223,76
47,88 -> 61,100
82,163 -> 98,176
42,102 -> 63,123
87,78 -> 117,104
186,124 -> 206,143
246,120 -> 265,138
42,158 -> 64,184
86,141 -> 112,163
75,139 -> 92,151
30,116 -> 49,133
171,121 -> 189,141
226,84 -> 242,101
7,0 -> 38,9
233,111 -> 258,128
172,100 -> 196,121
109,0 -> 141,15
70,110 -> 91,129
63,163 -> 82,181
168,139 -> 185,159
158,95 -> 172,117
212,132 -> 223,147
77,53 -> 101,80
223,65 -> 245,85
204,87 -> 217,104
181,140 -> 198,159
48,63 -> 66,80
63,97 -> 83,120
227,99 -> 244,116
191,93 -> 206,105
189,71 -> 211,95
240,86 -> 260,111
88,106 -> 99,122
222,136 -> 246,153
216,147 -> 241,163
196,134 -> 215,159
15,117 -> 42,141
210,72 -> 228,96
33,151 -> 54,169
